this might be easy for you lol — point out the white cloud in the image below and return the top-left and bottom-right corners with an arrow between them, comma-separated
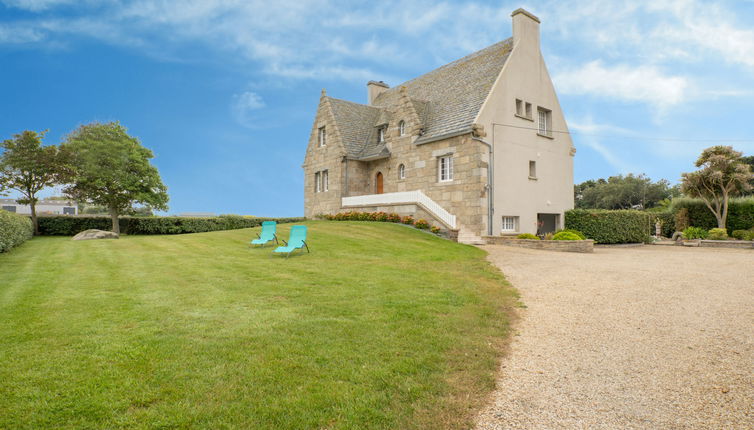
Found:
554,61 -> 689,111
568,118 -> 637,173
231,91 -> 265,128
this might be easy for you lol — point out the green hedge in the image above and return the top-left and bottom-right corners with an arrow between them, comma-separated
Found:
0,210 -> 34,253
669,197 -> 754,233
565,209 -> 652,244
37,215 -> 305,236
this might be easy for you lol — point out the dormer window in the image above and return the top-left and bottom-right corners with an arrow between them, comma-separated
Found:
398,120 -> 406,136
378,126 -> 386,143
318,126 -> 326,147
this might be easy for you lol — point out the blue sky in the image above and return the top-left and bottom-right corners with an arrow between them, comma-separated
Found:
1,0 -> 753,216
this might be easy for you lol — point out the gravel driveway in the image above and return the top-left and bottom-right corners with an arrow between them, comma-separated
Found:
475,245 -> 753,430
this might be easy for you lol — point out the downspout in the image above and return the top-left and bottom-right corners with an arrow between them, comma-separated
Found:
343,156 -> 349,198
471,135 -> 494,236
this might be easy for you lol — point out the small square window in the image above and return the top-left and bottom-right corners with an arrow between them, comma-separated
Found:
525,102 -> 532,119
318,126 -> 326,147
438,155 -> 453,182
502,216 -> 518,232
529,160 -> 537,179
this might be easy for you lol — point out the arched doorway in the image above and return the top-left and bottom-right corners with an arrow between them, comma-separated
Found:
375,172 -> 384,194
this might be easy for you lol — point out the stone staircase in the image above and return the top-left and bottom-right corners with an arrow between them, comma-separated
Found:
457,226 -> 485,245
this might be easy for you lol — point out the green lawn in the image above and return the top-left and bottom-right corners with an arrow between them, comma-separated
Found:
0,221 -> 518,429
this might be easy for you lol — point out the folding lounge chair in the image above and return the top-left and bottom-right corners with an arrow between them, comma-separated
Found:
273,225 -> 310,258
250,221 -> 278,247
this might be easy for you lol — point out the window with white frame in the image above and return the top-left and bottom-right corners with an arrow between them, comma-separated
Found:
378,126 -> 386,143
322,170 -> 329,192
314,171 -> 321,192
538,107 -> 552,136
398,163 -> 405,179
438,155 -> 453,182
318,126 -> 326,147
398,120 -> 405,136
501,216 -> 518,232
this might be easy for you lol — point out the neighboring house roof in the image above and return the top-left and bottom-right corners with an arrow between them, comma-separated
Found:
0,198 -> 76,206
325,38 -> 514,160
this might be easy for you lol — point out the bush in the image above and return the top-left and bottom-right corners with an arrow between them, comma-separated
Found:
386,213 -> 402,223
414,219 -> 429,229
707,228 -> 728,240
0,210 -> 34,252
554,228 -> 586,240
670,197 -> 754,233
654,212 -> 676,237
565,209 -> 652,244
551,231 -> 582,241
682,226 -> 708,240
36,215 -> 304,236
401,216 -> 414,225
515,233 -> 539,240
731,229 -> 754,240
430,226 -> 441,234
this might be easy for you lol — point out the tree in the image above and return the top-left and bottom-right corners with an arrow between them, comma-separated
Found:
0,130 -> 61,235
742,155 -> 754,190
574,174 -> 674,210
60,122 -> 168,234
681,146 -> 753,229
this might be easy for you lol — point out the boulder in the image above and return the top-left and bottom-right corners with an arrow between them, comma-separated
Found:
72,229 -> 120,241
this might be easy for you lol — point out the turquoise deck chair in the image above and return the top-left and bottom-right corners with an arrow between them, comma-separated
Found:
250,221 -> 278,247
273,225 -> 309,258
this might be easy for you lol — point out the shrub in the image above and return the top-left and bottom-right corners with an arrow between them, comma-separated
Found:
0,210 -> 34,252
682,226 -> 708,240
401,215 -> 414,225
386,213 -> 402,223
674,207 -> 690,232
552,231 -> 582,241
414,219 -> 429,229
565,209 -> 652,244
554,228 -> 586,240
707,228 -> 728,240
430,226 -> 441,234
654,212 -> 676,237
36,215 -> 304,236
731,229 -> 748,240
516,233 -> 539,240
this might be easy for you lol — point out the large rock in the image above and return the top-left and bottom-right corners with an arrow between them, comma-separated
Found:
72,229 -> 120,241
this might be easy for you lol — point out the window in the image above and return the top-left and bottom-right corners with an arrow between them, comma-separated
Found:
318,126 -> 326,147
525,102 -> 532,119
398,163 -> 405,179
398,120 -> 406,136
438,155 -> 453,182
538,107 -> 552,136
515,99 -> 523,116
63,207 -> 75,215
2,205 -> 16,213
529,160 -> 537,179
322,170 -> 329,192
378,126 -> 386,143
314,171 -> 321,192
314,170 -> 328,192
501,216 -> 518,232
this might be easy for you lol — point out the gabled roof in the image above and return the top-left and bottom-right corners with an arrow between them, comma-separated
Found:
326,38 -> 514,159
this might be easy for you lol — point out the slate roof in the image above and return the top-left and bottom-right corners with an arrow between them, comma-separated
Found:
328,38 -> 513,159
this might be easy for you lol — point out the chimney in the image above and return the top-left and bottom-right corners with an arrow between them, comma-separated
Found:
511,8 -> 540,50
367,80 -> 389,105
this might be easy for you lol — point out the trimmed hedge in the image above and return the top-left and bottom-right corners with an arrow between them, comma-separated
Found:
670,197 -> 754,233
36,215 -> 305,236
0,210 -> 34,253
565,209 -> 652,244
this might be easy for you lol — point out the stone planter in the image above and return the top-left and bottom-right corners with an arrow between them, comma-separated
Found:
483,236 -> 594,253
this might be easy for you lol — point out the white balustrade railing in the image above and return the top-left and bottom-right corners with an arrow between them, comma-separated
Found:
342,190 -> 457,229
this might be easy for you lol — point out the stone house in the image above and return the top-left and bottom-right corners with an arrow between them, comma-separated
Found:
303,8 -> 575,243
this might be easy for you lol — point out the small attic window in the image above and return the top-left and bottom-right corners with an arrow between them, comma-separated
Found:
318,126 -> 326,147
515,99 -> 523,116
378,126 -> 386,143
398,120 -> 406,136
